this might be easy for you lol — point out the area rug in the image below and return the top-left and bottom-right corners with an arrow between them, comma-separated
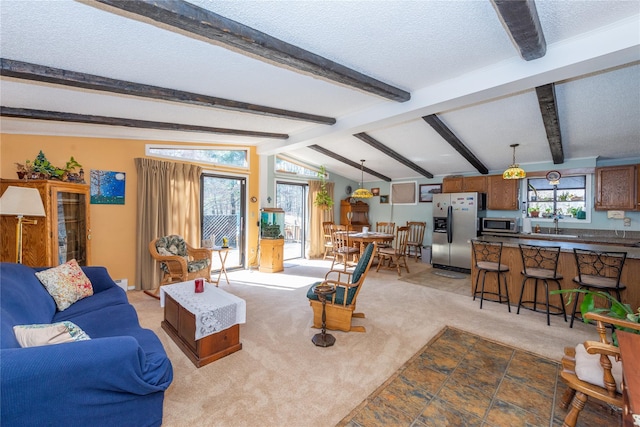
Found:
338,327 -> 620,427
398,268 -> 470,297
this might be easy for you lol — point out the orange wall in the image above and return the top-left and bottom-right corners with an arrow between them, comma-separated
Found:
0,134 -> 260,287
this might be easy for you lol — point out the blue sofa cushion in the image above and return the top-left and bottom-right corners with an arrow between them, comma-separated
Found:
1,263 -> 56,349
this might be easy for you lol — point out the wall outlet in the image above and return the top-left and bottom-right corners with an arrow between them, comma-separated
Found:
624,217 -> 631,227
607,210 -> 625,219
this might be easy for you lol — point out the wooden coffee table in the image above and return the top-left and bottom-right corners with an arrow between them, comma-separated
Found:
160,281 -> 245,368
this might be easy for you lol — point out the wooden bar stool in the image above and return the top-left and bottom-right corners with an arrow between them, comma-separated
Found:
570,249 -> 627,328
517,244 -> 566,326
471,240 -> 510,311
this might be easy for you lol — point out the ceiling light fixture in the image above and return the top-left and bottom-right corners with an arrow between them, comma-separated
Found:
351,160 -> 373,199
502,144 -> 526,180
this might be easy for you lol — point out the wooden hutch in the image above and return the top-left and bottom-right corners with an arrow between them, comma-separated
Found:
340,198 -> 370,232
0,179 -> 91,267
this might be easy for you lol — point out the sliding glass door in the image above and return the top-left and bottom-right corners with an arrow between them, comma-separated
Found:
276,181 -> 307,260
201,174 -> 246,271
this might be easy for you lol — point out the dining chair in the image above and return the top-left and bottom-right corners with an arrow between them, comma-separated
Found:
321,221 -> 334,260
517,244 -> 566,326
376,226 -> 410,276
330,224 -> 359,271
471,240 -> 510,311
570,249 -> 627,328
406,221 -> 426,262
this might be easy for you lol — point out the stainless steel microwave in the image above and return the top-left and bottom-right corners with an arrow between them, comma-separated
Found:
482,217 -> 519,234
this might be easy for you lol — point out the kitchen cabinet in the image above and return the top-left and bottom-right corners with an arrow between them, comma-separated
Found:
462,176 -> 487,193
340,198 -> 370,232
442,176 -> 463,193
0,179 -> 91,267
595,165 -> 638,211
487,175 -> 519,210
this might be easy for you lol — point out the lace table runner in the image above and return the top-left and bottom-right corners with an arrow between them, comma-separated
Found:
160,281 -> 246,340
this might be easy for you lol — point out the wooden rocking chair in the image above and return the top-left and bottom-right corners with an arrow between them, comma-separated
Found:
307,243 -> 376,332
559,311 -> 640,427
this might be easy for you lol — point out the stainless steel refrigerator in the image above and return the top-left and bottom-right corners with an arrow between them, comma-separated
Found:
432,192 -> 485,271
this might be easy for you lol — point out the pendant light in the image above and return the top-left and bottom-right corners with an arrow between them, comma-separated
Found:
502,144 -> 526,180
351,160 -> 373,199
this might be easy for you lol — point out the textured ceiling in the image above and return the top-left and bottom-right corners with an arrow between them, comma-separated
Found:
1,0 -> 639,183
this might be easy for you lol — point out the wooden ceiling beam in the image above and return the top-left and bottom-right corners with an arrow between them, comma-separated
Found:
490,0 -> 546,61
422,114 -> 489,175
535,83 -> 564,164
0,58 -> 335,125
0,107 -> 289,139
308,145 -> 392,182
89,0 -> 410,102
353,132 -> 433,179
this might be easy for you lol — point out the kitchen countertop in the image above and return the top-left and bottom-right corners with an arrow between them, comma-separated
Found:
479,233 -> 640,260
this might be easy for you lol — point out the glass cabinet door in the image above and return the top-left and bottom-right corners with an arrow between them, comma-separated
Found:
53,188 -> 90,266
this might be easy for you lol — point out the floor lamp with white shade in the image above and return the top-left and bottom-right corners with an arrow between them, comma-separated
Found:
0,186 -> 46,264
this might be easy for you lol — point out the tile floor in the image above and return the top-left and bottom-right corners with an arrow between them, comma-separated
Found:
339,327 -> 620,427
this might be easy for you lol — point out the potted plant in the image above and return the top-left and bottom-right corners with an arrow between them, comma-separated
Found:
14,161 -> 34,180
528,206 -> 540,218
314,165 -> 333,210
551,289 -> 639,345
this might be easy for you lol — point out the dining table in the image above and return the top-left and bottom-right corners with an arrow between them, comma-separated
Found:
345,231 -> 394,256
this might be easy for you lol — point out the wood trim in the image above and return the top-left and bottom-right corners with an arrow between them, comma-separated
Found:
353,132 -> 433,179
490,0 -> 546,61
536,84 -> 564,164
0,107 -> 289,139
422,114 -> 489,175
0,58 -> 336,125
525,168 -> 595,178
90,0 -> 410,102
308,145 -> 391,182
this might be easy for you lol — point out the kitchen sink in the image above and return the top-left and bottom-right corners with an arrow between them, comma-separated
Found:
528,233 -> 580,239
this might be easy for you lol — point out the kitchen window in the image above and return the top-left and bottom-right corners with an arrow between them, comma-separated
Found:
525,174 -> 591,222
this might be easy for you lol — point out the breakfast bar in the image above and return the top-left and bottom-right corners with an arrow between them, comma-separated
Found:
471,234 -> 640,313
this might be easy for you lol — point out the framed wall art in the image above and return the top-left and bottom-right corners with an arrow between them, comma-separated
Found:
419,184 -> 442,202
90,170 -> 126,205
371,187 -> 380,196
380,195 -> 389,204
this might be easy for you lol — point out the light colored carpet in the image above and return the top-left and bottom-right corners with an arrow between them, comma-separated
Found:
398,265 -> 470,296
128,259 -> 598,427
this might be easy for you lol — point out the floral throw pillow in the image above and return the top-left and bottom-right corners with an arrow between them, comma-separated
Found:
35,259 -> 94,311
13,321 -> 91,348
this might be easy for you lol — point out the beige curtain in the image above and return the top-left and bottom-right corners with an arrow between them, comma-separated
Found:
134,158 -> 202,291
307,180 -> 335,258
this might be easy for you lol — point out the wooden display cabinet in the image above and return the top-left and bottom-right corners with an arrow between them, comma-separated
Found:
595,164 -> 638,211
259,238 -> 284,273
0,179 -> 91,267
340,198 -> 370,232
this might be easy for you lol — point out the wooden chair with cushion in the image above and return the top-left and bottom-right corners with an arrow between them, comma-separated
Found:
406,221 -> 426,262
307,243 -> 376,332
148,235 -> 212,296
376,225 -> 410,276
322,221 -> 334,260
570,249 -> 627,328
560,311 -> 640,427
330,224 -> 359,271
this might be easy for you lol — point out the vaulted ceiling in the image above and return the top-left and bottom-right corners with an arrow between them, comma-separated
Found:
1,0 -> 639,183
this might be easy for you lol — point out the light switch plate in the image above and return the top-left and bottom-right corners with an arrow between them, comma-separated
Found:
607,210 -> 625,219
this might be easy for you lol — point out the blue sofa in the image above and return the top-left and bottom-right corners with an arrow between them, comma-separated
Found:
0,262 -> 173,427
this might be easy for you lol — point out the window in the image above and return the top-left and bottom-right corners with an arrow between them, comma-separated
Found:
275,156 -> 321,178
146,145 -> 248,168
391,182 -> 417,205
525,174 -> 590,222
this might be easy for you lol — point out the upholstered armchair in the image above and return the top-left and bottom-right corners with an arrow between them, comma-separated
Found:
307,242 -> 376,332
149,235 -> 212,289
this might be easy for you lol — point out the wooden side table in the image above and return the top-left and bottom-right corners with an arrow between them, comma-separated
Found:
312,284 -> 336,347
211,246 -> 231,286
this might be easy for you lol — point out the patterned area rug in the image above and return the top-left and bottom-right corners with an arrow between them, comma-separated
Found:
338,327 -> 620,427
399,268 -> 471,297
